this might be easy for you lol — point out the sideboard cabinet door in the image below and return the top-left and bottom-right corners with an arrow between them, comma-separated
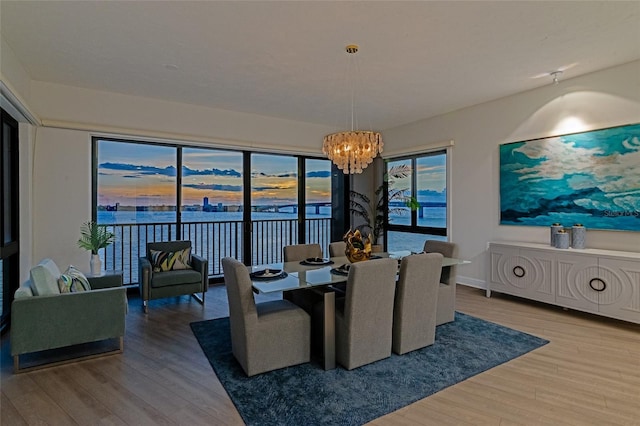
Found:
556,253 -> 600,313
596,258 -> 640,323
489,245 -> 555,304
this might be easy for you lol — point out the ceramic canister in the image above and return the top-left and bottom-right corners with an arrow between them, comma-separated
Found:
550,223 -> 563,246
572,224 -> 586,249
555,229 -> 570,249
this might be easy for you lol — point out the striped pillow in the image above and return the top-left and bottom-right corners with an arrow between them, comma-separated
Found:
150,248 -> 192,272
58,265 -> 92,293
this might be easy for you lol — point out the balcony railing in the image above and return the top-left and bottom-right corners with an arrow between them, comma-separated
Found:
99,218 -> 332,285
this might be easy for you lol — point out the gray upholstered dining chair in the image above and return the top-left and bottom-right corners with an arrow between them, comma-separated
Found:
282,244 -> 324,311
335,258 -> 397,370
283,244 -> 323,262
138,240 -> 207,313
423,240 -> 459,325
329,241 -> 347,257
222,257 -> 311,376
392,252 -> 443,355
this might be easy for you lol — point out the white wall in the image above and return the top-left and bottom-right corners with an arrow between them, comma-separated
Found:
31,81 -> 334,155
384,60 -> 640,289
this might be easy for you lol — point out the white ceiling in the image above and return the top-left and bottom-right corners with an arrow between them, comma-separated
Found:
2,1 -> 639,130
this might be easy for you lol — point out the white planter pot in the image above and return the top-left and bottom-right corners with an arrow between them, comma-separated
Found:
90,254 -> 102,275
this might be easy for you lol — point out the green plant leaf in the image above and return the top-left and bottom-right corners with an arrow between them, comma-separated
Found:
77,221 -> 115,255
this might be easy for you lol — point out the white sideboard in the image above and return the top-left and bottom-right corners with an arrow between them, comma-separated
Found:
488,241 -> 640,324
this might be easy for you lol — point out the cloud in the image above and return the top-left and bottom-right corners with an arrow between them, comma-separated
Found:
183,183 -> 242,192
251,172 -> 296,178
182,167 -> 241,177
307,171 -> 331,178
100,162 -> 176,176
253,185 -> 291,191
99,162 -> 242,178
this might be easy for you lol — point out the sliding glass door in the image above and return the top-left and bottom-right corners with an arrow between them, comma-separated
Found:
94,137 -> 339,284
1,108 -> 20,331
386,150 -> 448,252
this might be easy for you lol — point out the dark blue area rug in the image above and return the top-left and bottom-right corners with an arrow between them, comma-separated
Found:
190,312 -> 548,426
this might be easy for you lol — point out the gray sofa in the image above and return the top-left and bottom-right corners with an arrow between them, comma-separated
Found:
11,258 -> 127,373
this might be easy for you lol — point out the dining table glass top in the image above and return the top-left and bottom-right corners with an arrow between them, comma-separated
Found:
250,252 -> 470,295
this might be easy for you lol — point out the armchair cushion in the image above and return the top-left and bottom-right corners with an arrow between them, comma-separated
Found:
151,269 -> 203,288
150,247 -> 192,272
29,258 -> 61,296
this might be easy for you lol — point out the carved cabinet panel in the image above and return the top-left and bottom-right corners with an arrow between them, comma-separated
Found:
489,245 -> 555,304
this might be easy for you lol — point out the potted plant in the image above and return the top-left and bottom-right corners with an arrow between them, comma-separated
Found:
349,164 -> 419,250
77,221 -> 115,275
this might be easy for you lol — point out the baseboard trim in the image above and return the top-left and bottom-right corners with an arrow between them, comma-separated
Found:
456,276 -> 487,290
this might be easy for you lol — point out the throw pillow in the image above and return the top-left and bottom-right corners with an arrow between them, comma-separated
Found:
29,259 -> 62,296
150,247 -> 192,272
58,265 -> 92,293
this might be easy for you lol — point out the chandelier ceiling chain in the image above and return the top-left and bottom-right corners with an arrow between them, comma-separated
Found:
323,44 -> 383,174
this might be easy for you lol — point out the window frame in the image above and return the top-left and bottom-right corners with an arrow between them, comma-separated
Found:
91,136 -> 343,278
384,149 -> 448,249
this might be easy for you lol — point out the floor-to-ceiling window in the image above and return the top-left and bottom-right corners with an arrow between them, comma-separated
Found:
94,137 -> 338,284
250,153 -> 298,264
305,158 -> 332,246
181,147 -> 245,268
1,108 -> 19,331
386,150 -> 448,252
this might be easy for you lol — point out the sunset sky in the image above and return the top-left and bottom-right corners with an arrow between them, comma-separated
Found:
97,140 -> 332,207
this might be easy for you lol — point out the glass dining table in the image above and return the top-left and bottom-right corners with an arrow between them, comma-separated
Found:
249,252 -> 470,370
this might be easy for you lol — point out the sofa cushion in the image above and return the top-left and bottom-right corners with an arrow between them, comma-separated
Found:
30,258 -> 62,296
58,266 -> 92,293
14,283 -> 34,299
151,269 -> 202,288
150,247 -> 191,272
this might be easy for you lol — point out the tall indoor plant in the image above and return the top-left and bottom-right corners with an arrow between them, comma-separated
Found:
77,221 -> 115,275
349,164 -> 419,249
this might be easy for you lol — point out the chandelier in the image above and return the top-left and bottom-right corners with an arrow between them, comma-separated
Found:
322,45 -> 383,174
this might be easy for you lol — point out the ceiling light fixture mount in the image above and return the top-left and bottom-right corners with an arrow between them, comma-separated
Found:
322,44 -> 383,174
550,70 -> 563,84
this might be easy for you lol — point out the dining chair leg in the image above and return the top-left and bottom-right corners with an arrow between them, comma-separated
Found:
322,290 -> 336,370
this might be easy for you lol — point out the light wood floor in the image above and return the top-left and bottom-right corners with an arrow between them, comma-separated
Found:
1,285 -> 639,426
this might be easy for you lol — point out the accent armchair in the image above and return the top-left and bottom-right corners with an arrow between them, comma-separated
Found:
423,240 -> 459,325
222,257 -> 311,376
138,240 -> 207,313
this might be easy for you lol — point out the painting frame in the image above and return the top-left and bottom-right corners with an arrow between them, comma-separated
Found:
499,122 -> 640,231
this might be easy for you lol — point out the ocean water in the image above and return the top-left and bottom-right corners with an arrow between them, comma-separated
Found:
97,207 -> 446,284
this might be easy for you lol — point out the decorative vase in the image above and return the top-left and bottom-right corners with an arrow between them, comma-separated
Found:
554,230 -> 570,249
550,223 -> 563,246
344,229 -> 372,263
90,254 -> 102,275
572,224 -> 586,249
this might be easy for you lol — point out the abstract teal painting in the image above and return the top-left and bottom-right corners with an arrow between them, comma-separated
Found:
500,123 -> 640,231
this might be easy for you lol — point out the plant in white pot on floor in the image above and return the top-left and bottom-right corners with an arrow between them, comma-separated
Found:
78,221 -> 115,275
